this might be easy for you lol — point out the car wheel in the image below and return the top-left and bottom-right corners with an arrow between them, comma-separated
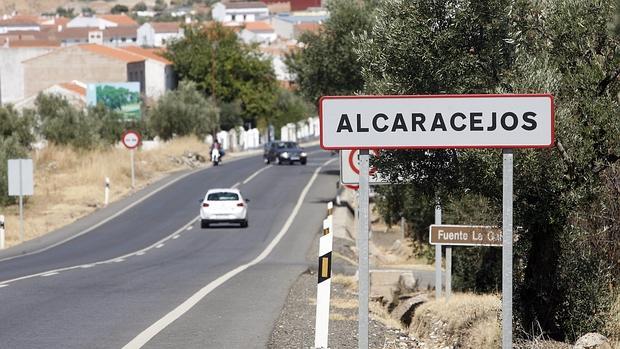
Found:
241,220 -> 248,228
264,157 -> 270,164
301,159 -> 307,165
277,157 -> 283,165
289,161 -> 294,165
201,220 -> 209,229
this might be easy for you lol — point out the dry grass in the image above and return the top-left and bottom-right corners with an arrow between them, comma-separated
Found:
329,313 -> 356,321
332,273 -> 358,291
370,301 -> 404,330
1,137 -> 212,248
607,292 -> 620,343
332,297 -> 358,310
410,293 -> 501,349
1,0 -> 151,14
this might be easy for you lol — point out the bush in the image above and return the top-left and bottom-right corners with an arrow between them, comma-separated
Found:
148,81 -> 219,140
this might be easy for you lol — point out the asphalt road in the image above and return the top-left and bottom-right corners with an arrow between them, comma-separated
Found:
0,146 -> 339,348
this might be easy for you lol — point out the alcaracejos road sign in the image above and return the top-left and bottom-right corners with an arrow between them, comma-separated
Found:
319,94 -> 554,149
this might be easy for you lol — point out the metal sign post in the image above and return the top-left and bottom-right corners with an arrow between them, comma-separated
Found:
435,202 -> 442,299
130,149 -> 135,189
8,159 -> 33,243
121,130 -> 141,189
502,149 -> 514,349
357,149 -> 370,349
0,215 -> 5,249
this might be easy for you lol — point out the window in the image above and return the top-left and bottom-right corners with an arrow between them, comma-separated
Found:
207,192 -> 240,201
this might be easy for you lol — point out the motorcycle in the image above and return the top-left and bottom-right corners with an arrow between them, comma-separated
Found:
211,148 -> 221,166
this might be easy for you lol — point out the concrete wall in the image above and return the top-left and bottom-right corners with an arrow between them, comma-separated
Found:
0,47 -> 55,104
23,46 -> 128,98
143,60 -> 176,99
271,17 -> 294,39
240,29 -> 277,44
137,23 -> 154,46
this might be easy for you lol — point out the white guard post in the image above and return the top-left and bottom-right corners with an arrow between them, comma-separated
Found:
104,177 -> 110,207
315,214 -> 333,349
0,215 -> 5,250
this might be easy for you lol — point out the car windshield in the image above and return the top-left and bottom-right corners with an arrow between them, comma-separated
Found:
207,192 -> 239,201
275,142 -> 298,149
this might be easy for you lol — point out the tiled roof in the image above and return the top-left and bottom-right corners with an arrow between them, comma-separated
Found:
100,14 -> 138,27
58,82 -> 86,96
51,26 -> 137,40
294,22 -> 320,33
6,39 -> 60,47
223,1 -> 268,9
243,21 -> 273,32
0,15 -> 40,27
79,44 -> 144,63
102,26 -> 138,38
121,46 -> 172,65
150,22 -> 181,33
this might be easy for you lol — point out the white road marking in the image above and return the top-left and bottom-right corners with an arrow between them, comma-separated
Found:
0,284 -> 8,288
121,157 -> 336,349
172,235 -> 180,240
155,244 -> 164,249
114,259 -> 125,263
0,147 -> 275,264
81,264 -> 95,269
0,162 -> 283,286
241,165 -> 272,184
186,226 -> 193,231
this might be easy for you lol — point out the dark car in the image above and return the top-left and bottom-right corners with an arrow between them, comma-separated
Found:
264,141 -> 307,165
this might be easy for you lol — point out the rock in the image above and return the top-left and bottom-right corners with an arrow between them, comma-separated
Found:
574,333 -> 612,349
399,272 -> 418,293
390,294 -> 428,326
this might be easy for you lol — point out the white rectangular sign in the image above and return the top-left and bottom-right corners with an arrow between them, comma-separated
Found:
340,150 -> 388,185
320,94 -> 554,149
8,159 -> 34,196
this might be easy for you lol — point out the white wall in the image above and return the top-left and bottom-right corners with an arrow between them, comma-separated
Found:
271,17 -> 295,39
212,3 -> 227,22
137,23 -> 155,46
0,47 -> 55,104
240,29 -> 277,44
67,16 -> 116,28
154,32 -> 183,47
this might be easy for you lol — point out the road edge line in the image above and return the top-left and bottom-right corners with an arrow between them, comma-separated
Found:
121,158 -> 336,349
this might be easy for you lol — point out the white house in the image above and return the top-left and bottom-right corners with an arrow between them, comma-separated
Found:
121,46 -> 176,99
0,46 -> 56,104
271,11 -> 327,39
137,22 -> 184,47
212,1 -> 269,23
66,15 -> 117,29
0,15 -> 40,34
239,21 -> 276,44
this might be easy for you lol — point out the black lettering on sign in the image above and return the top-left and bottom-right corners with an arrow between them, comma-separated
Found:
372,113 -> 389,132
391,113 -> 408,132
337,114 -> 352,132
487,112 -> 497,131
501,112 -> 518,131
411,113 -> 426,131
431,113 -> 447,131
356,113 -> 369,132
522,111 -> 537,131
450,112 -> 466,131
470,112 -> 483,131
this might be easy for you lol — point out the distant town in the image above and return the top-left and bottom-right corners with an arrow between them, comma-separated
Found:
0,0 -> 326,108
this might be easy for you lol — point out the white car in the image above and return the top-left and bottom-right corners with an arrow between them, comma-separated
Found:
200,188 -> 249,228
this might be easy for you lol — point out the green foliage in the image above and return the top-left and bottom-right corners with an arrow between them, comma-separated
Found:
0,106 -> 34,205
132,2 -> 148,12
56,7 -> 75,18
166,23 -> 278,127
293,0 -> 620,341
285,0 -> 375,103
154,0 -> 167,12
219,100 -> 243,131
148,81 -> 219,140
269,89 -> 315,133
35,94 -> 126,149
111,4 -> 129,13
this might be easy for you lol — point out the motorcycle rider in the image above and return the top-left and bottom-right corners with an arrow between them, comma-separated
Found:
211,140 -> 221,164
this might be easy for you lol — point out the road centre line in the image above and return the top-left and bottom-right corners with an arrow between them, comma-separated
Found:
121,157 -> 336,349
241,165 -> 272,184
0,149 -> 273,264
0,162 -> 276,286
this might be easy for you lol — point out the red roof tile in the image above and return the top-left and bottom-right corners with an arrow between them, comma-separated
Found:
100,14 -> 138,27
58,82 -> 86,96
79,44 -> 144,63
121,46 -> 172,64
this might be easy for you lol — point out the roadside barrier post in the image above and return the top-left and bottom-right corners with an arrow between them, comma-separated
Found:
435,201 -> 442,299
104,177 -> 110,207
0,215 -> 5,250
327,201 -> 333,216
315,215 -> 333,349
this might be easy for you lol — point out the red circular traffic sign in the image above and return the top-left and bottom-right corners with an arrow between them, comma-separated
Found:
121,130 -> 141,149
348,149 -> 380,176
